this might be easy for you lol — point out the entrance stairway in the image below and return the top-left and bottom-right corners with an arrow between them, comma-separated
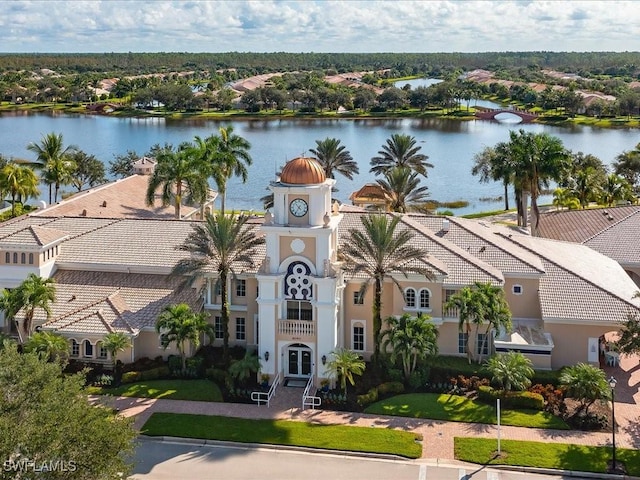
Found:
267,384 -> 308,411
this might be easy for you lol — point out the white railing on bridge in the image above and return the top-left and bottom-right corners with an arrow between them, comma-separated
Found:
278,320 -> 316,337
301,375 -> 321,410
251,370 -> 282,407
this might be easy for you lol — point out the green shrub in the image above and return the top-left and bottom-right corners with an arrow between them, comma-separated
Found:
477,386 -> 544,410
531,369 -> 562,387
205,367 -> 229,385
357,387 -> 379,408
377,382 -> 405,395
121,371 -> 141,384
138,366 -> 170,381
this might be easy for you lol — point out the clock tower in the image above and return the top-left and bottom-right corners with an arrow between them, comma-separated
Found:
256,157 -> 344,385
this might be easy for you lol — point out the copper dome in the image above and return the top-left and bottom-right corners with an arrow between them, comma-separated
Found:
280,157 -> 326,185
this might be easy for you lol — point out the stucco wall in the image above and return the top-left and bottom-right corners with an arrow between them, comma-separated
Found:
545,322 -> 615,369
504,277 -> 541,318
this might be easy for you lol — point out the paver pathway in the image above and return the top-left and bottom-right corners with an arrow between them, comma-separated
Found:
97,353 -> 640,461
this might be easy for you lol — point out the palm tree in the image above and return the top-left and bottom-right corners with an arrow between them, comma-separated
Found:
471,143 -> 514,211
376,166 -> 430,213
600,173 -> 631,207
381,313 -> 438,381
26,132 -> 77,204
484,351 -> 534,392
145,142 -> 209,219
444,286 -> 482,364
42,155 -> 77,203
0,162 -> 39,216
325,348 -> 365,396
613,143 -> 640,192
473,282 -> 512,363
0,274 -> 56,342
340,214 -> 433,364
507,130 -> 570,236
23,331 -> 69,362
228,350 -> 261,387
102,332 -> 132,368
208,126 -> 252,213
155,303 -> 209,375
172,212 -> 264,365
560,363 -> 611,415
370,133 -> 433,177
570,167 -> 601,208
309,137 -> 359,181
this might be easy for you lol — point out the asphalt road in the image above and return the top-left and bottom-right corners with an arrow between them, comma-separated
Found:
131,438 -> 588,480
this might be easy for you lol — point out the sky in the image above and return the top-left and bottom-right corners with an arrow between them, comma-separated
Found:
0,1 -> 639,53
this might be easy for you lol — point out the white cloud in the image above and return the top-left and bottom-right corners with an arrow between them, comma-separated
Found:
0,0 -> 637,53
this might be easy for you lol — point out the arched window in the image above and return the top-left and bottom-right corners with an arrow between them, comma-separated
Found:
5,252 -> 9,263
21,253 -> 26,264
12,253 -> 17,264
404,288 -> 416,308
419,289 -> 431,309
70,339 -> 79,357
28,253 -> 34,265
97,342 -> 107,359
83,340 -> 93,358
352,321 -> 365,351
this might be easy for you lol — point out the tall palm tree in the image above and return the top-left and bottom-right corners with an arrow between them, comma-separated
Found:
145,142 -> 209,219
370,133 -> 433,177
375,166 -> 430,213
155,303 -> 209,375
0,274 -> 56,342
473,282 -> 512,363
208,126 -> 252,213
0,162 -> 39,216
26,132 -> 77,204
570,167 -> 601,208
42,155 -> 77,203
444,286 -> 482,364
613,143 -> 640,191
381,313 -> 438,381
102,332 -> 132,368
471,143 -> 514,211
325,348 -> 365,396
309,137 -> 359,181
340,214 -> 433,364
508,130 -> 570,236
600,173 -> 632,207
172,212 -> 264,364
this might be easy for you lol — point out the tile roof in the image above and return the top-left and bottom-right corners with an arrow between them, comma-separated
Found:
501,234 -> 640,323
537,205 -> 640,243
338,212 -> 504,286
0,225 -> 68,248
40,269 -> 201,334
583,210 -> 640,265
31,175 -> 201,219
410,215 -> 545,275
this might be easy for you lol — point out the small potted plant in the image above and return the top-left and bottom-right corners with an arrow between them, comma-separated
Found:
320,379 -> 330,393
260,374 -> 270,389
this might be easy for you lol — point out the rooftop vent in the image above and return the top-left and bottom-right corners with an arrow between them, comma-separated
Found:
603,210 -> 608,215
102,200 -> 107,207
81,209 -> 87,216
441,218 -> 450,232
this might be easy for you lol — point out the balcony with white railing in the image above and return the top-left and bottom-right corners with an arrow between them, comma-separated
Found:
278,319 -> 316,338
443,306 -> 459,318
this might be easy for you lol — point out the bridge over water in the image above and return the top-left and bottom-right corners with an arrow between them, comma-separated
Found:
475,106 -> 539,123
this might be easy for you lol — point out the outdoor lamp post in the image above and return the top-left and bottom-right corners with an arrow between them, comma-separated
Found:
608,376 -> 617,473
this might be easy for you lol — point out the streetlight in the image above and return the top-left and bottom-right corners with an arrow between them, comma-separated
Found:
608,376 -> 618,473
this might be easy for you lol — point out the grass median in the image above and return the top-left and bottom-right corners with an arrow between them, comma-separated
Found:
365,393 -> 569,429
142,412 -> 422,458
455,437 -> 640,476
86,379 -> 223,402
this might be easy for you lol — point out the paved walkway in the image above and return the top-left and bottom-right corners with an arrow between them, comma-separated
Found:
97,352 -> 640,461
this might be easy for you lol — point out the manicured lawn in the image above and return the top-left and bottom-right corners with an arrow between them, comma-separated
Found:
142,412 -> 422,458
86,379 -> 223,402
454,437 -> 640,476
364,393 -> 569,430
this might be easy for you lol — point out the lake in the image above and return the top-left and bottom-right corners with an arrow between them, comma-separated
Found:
0,110 -> 638,214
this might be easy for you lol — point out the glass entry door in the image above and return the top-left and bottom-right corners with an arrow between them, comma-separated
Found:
287,345 -> 312,377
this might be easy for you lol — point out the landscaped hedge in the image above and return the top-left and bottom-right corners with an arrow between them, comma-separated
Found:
357,381 -> 405,408
120,366 -> 170,384
477,386 -> 544,410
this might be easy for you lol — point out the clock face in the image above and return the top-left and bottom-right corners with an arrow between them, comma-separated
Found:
289,198 -> 308,217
